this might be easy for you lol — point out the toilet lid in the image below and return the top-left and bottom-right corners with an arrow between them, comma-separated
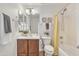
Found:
44,45 -> 54,52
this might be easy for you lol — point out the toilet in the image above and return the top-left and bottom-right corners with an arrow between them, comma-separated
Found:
41,36 -> 54,56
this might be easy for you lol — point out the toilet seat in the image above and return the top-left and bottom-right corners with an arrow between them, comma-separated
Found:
44,45 -> 54,55
44,45 -> 54,52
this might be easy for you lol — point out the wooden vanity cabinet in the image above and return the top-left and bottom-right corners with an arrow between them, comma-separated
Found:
17,39 -> 39,56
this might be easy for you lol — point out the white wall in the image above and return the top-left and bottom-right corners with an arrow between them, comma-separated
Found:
38,4 -> 54,37
75,4 -> 79,47
38,5 -> 54,51
0,4 -> 21,56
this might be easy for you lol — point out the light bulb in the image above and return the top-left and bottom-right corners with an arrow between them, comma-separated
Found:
18,10 -> 22,15
26,9 -> 30,15
32,9 -> 38,15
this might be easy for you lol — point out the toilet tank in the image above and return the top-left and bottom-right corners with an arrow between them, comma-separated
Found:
42,36 -> 51,45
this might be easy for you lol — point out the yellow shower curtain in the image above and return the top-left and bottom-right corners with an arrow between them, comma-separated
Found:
53,15 -> 59,56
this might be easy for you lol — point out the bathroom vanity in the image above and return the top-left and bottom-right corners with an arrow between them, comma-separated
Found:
17,34 -> 39,56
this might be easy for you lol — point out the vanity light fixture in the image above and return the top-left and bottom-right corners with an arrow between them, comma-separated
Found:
18,10 -> 23,15
25,8 -> 30,15
25,8 -> 38,15
32,9 -> 38,15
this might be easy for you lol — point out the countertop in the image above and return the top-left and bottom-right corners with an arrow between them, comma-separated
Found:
16,33 -> 40,39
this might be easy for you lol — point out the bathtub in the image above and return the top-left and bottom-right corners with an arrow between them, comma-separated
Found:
59,48 -> 68,56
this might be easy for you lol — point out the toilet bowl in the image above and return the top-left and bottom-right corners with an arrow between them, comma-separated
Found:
44,45 -> 54,56
41,36 -> 54,56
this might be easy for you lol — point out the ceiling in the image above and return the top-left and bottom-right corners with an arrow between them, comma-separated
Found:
0,3 -> 68,15
0,3 -> 67,9
21,3 -> 68,15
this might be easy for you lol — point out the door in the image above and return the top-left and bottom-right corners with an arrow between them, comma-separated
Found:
29,39 -> 39,56
17,39 -> 28,56
17,39 -> 24,56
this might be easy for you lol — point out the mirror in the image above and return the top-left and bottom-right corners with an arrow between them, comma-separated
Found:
29,14 -> 40,34
17,9 -> 40,34
18,11 -> 29,34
